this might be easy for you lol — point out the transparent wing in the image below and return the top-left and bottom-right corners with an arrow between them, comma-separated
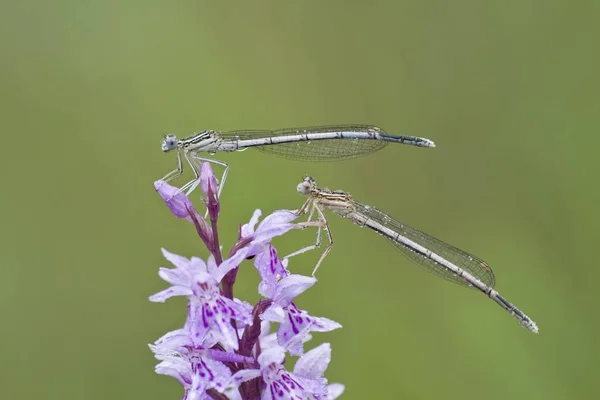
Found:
221,125 -> 389,161
350,201 -> 496,288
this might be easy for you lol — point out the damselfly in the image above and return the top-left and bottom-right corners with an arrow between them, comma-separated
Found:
160,125 -> 435,197
289,177 -> 539,333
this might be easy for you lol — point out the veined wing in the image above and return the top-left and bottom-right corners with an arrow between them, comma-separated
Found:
220,125 -> 392,161
350,201 -> 496,288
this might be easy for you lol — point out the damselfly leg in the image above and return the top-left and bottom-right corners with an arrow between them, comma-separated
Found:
285,199 -> 334,276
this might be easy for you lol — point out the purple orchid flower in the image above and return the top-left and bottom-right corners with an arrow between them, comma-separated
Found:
254,245 -> 341,356
150,329 -> 232,400
229,343 -> 343,400
150,248 -> 253,349
240,209 -> 300,258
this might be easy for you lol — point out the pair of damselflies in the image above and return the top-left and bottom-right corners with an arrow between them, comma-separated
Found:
159,125 -> 538,333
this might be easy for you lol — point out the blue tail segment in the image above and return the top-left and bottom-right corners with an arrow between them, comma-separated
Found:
376,132 -> 436,148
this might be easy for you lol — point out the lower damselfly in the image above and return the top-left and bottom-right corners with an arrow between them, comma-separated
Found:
160,125 -> 435,198
288,177 -> 538,333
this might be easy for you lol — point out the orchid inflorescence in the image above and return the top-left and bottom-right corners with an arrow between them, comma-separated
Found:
150,163 -> 344,400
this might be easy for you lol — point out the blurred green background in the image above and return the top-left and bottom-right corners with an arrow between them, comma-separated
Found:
1,1 -> 598,399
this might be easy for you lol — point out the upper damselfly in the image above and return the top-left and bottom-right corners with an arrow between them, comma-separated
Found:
160,125 -> 435,197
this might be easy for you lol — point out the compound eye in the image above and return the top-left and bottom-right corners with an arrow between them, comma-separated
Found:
297,181 -> 312,194
162,134 -> 178,151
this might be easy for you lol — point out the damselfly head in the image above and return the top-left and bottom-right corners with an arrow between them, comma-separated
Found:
161,134 -> 179,152
297,176 -> 316,195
